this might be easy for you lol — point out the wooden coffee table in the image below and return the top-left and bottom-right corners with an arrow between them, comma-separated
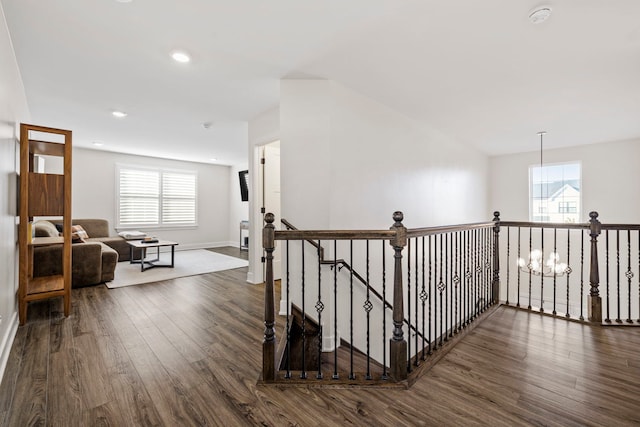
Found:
127,240 -> 179,272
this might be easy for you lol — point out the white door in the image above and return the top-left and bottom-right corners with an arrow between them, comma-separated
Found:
263,142 -> 281,280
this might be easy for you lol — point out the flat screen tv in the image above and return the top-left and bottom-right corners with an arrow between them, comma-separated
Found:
238,170 -> 249,201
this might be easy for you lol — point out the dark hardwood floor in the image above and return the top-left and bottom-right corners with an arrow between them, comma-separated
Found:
1,249 -> 639,426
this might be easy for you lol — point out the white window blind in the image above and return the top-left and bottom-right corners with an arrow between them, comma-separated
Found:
117,165 -> 197,228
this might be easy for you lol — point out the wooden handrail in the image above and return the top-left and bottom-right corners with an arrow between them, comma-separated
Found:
275,229 -> 396,241
500,220 -> 588,230
407,221 -> 496,237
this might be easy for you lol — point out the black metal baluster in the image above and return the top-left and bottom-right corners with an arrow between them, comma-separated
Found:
454,232 -> 459,333
349,240 -> 354,379
580,230 -> 585,321
415,237 -> 419,365
471,229 -> 476,318
616,230 -> 622,323
605,230 -> 610,323
301,241 -> 307,379
566,229 -> 571,318
484,227 -> 489,311
421,236 -> 427,360
445,233 -> 449,340
439,234 -> 444,346
432,235 -> 437,350
428,235 -> 433,354
506,227 -> 510,305
285,241 -> 291,379
517,227 -> 521,308
365,240 -> 372,379
627,230 -> 633,324
382,240 -> 388,379
476,229 -> 481,317
465,230 -> 470,326
407,238 -> 412,370
316,241 -> 323,379
553,228 -> 557,316
528,227 -> 532,310
333,240 -> 338,379
540,227 -> 545,313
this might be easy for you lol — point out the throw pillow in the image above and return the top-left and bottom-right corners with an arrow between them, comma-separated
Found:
71,224 -> 89,242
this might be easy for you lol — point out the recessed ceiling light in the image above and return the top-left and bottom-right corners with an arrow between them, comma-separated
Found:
115,0 -> 133,3
209,158 -> 217,162
529,7 -> 552,24
171,51 -> 191,63
112,110 -> 127,118
92,142 -> 104,147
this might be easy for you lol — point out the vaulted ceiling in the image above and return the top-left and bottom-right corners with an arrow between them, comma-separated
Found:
3,0 -> 640,165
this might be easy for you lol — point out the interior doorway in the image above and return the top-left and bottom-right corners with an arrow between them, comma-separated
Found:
260,141 -> 281,281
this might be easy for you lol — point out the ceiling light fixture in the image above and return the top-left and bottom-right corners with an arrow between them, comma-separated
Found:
516,131 -> 572,278
92,142 -> 104,147
209,158 -> 217,162
115,0 -> 133,3
529,6 -> 552,24
171,51 -> 191,63
112,111 -> 127,118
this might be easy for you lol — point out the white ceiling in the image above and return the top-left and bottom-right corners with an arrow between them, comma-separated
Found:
3,0 -> 640,165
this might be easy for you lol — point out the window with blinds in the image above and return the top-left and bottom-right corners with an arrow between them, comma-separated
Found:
116,165 -> 197,228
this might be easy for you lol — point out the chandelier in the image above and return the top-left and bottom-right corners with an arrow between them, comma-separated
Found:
517,249 -> 571,277
515,131 -> 572,278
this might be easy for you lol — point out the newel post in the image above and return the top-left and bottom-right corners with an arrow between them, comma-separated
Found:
262,213 -> 276,381
492,211 -> 501,304
389,211 -> 408,381
588,211 -> 602,323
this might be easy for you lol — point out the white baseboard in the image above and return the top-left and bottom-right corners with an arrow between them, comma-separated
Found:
0,311 -> 18,385
246,271 -> 258,284
323,330 -> 340,352
174,241 -> 237,251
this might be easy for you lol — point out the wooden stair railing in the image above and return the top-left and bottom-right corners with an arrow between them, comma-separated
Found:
263,211 -> 504,387
281,218 -> 427,344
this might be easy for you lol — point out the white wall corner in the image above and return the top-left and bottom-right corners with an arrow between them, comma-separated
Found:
322,330 -> 340,353
279,299 -> 288,316
0,311 -> 18,384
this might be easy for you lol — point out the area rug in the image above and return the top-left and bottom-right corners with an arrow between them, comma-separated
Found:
106,249 -> 248,288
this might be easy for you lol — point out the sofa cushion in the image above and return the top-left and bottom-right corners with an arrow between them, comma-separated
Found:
34,220 -> 59,237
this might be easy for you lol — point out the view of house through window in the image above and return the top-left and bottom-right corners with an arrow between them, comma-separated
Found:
530,162 -> 581,222
116,165 -> 197,228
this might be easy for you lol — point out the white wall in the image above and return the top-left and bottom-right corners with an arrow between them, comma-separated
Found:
247,107 -> 279,284
228,163 -> 249,247
490,138 -> 640,223
281,80 -> 489,229
0,3 -> 30,382
279,79 -> 489,355
73,148 -> 234,249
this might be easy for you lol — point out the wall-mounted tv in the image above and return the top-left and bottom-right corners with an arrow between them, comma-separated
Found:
238,170 -> 249,202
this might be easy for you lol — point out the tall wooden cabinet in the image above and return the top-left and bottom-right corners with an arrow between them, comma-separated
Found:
18,123 -> 72,325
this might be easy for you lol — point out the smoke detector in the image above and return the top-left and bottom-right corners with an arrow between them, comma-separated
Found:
529,7 -> 552,24
202,122 -> 213,129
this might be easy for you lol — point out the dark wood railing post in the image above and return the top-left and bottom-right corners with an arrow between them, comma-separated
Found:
262,213 -> 276,381
389,211 -> 407,381
492,211 -> 500,304
588,211 -> 602,323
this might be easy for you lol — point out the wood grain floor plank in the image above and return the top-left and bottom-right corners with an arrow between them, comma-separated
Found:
2,248 -> 640,426
0,321 -> 28,415
47,316 -> 83,427
5,321 -> 49,427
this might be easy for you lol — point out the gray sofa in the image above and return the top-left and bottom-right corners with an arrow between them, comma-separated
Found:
33,219 -> 140,288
